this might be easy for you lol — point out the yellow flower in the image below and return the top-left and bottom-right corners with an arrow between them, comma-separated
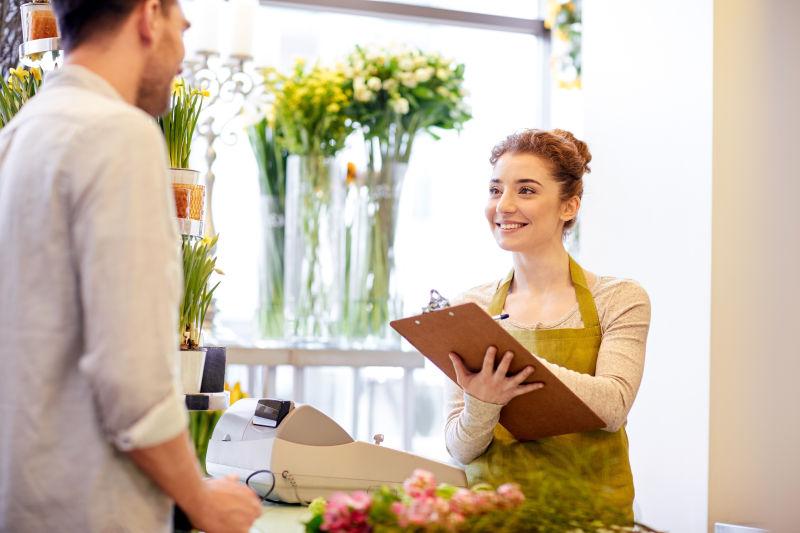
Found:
9,67 -> 28,81
544,0 -> 559,29
326,102 -> 340,113
558,78 -> 582,90
30,67 -> 42,82
171,78 -> 184,95
346,162 -> 357,184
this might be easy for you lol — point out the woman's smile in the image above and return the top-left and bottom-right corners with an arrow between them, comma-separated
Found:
496,221 -> 530,232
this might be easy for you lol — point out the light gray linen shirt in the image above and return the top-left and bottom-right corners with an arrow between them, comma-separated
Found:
0,65 -> 187,532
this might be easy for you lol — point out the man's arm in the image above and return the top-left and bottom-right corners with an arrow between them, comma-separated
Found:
128,432 -> 261,532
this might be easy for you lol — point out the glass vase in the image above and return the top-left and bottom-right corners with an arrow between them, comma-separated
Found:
259,194 -> 286,339
284,154 -> 344,344
248,119 -> 288,341
343,153 -> 408,348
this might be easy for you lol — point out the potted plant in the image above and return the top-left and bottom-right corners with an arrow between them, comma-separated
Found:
0,66 -> 42,128
177,234 -> 220,394
159,79 -> 208,230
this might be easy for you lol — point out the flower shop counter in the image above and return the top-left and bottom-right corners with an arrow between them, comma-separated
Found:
251,502 -> 309,532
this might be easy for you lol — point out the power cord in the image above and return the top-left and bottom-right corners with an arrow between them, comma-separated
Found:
244,468 -> 310,505
244,469 -> 282,504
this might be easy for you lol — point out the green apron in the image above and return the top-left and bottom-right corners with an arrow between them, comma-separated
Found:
465,256 -> 635,521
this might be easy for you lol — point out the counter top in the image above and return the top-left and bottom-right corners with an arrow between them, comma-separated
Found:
251,502 -> 310,532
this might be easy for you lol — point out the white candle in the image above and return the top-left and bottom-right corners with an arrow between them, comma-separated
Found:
192,0 -> 222,54
228,0 -> 258,59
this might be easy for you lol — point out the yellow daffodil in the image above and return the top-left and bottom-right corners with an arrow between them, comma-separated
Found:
30,67 -> 42,82
8,67 -> 29,83
171,78 -> 185,95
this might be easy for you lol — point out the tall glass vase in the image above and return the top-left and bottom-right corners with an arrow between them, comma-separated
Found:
344,136 -> 410,348
249,120 -> 288,341
259,195 -> 285,339
284,154 -> 344,343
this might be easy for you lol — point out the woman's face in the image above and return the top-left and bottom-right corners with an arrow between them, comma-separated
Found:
485,152 -> 576,252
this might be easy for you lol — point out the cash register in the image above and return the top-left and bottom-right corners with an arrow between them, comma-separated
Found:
206,398 -> 467,503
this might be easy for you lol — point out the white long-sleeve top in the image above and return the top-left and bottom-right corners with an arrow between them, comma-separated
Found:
0,65 -> 186,532
445,276 -> 651,465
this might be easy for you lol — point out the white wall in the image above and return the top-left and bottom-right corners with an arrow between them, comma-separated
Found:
709,1 -> 800,531
580,2 -> 713,531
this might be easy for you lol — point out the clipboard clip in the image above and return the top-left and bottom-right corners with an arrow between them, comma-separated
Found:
422,289 -> 450,313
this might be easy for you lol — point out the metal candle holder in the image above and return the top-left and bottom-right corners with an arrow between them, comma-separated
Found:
181,50 -> 262,240
181,50 -> 263,329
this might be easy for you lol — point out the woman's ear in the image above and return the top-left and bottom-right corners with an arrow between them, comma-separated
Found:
561,196 -> 581,223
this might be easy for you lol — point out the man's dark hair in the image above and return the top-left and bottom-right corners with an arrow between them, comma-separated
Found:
51,0 -> 173,50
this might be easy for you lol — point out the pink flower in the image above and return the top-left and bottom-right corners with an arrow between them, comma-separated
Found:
449,488 -> 478,515
320,491 -> 372,533
472,490 -> 499,513
445,511 -> 466,530
406,496 -> 436,525
496,483 -> 525,509
391,501 -> 409,527
403,469 -> 437,499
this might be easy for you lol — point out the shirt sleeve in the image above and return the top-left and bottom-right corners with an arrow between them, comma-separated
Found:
444,379 -> 502,465
541,280 -> 651,431
442,287 -> 503,464
69,111 -> 187,451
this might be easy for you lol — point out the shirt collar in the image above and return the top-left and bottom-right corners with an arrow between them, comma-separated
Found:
44,64 -> 126,103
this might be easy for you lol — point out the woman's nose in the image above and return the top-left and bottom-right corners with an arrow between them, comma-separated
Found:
496,190 -> 517,214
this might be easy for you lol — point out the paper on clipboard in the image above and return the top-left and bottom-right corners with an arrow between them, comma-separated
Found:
390,302 -> 605,441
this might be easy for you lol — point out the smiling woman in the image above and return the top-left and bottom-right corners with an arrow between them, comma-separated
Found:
445,128 -> 651,525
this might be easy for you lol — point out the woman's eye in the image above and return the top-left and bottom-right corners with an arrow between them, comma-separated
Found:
519,186 -> 536,195
489,187 -> 501,196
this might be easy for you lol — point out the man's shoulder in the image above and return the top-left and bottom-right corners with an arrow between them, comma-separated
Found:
19,83 -> 159,144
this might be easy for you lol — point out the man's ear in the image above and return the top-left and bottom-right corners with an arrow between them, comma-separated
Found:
136,0 -> 162,46
561,196 -> 581,223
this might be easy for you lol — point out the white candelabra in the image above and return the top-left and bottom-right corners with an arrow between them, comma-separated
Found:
182,52 -> 261,240
182,0 -> 263,328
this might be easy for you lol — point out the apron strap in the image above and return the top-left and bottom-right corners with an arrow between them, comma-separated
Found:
487,256 -> 600,328
488,270 -> 514,316
569,256 -> 600,328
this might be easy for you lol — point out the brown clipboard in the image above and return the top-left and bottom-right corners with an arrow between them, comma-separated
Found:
390,302 -> 605,441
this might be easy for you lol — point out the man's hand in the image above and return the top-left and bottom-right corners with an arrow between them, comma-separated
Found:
449,346 -> 544,405
127,433 -> 261,533
184,476 -> 262,533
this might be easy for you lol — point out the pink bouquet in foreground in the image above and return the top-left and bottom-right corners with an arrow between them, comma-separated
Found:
304,469 -> 525,533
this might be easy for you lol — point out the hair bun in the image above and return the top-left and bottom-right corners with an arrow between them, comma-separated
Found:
553,129 -> 592,174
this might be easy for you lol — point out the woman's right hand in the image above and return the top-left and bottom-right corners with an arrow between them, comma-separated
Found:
449,346 -> 544,405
